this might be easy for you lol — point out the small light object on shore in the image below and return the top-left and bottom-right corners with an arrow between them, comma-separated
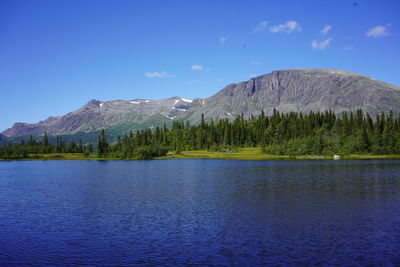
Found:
333,154 -> 341,160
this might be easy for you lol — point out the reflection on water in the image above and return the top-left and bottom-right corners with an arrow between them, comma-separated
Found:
0,160 -> 399,266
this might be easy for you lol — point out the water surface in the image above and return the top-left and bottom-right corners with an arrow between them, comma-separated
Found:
1,159 -> 399,266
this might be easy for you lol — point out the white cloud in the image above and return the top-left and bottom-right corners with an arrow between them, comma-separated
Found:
270,21 -> 302,33
249,74 -> 256,78
254,21 -> 268,32
191,65 -> 204,71
191,65 -> 210,72
320,25 -> 332,35
344,45 -> 355,50
366,25 -> 389,38
250,60 -> 260,65
311,26 -> 333,51
219,36 -> 228,45
144,71 -> 173,78
311,38 -> 333,50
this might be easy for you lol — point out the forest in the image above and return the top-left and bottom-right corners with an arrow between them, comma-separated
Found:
1,109 -> 400,160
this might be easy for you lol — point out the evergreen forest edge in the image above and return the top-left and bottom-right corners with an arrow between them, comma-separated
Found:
1,109 -> 400,160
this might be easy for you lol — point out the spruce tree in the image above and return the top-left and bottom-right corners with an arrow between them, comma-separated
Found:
43,132 -> 49,147
97,129 -> 108,157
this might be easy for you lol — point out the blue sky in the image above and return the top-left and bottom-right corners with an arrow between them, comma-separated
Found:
0,0 -> 399,131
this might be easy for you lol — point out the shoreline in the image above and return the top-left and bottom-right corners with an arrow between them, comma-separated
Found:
1,148 -> 400,161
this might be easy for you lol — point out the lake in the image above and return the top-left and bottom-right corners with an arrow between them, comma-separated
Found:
1,159 -> 399,266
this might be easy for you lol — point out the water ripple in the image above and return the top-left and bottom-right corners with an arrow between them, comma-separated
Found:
0,159 -> 400,266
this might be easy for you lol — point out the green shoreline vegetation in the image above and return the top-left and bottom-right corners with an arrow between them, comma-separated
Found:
1,109 -> 400,161
1,148 -> 400,161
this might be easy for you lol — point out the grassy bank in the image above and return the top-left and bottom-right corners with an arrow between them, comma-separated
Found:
163,148 -> 292,160
161,148 -> 400,161
1,148 -> 400,161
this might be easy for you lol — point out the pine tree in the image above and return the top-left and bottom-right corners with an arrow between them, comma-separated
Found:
78,138 -> 83,153
43,132 -> 49,147
97,129 -> 109,157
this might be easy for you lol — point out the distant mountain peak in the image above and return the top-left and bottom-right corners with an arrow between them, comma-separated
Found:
2,69 -> 399,142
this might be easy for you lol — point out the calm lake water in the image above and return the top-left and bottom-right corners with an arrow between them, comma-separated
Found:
0,159 -> 400,266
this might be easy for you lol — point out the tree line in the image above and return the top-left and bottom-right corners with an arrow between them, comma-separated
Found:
1,109 -> 400,160
107,109 -> 400,158
0,133 -> 94,159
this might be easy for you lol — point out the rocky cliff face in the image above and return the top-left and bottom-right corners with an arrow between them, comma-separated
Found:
182,69 -> 400,123
2,69 -> 400,140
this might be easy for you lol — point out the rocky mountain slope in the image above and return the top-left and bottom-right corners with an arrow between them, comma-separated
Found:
2,69 -> 400,141
183,69 -> 400,123
2,97 -> 202,138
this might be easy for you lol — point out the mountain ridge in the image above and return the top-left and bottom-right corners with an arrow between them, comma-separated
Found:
2,68 -> 400,142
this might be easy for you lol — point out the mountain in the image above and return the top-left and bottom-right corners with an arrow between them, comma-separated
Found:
2,69 -> 400,142
183,69 -> 400,123
1,97 -> 204,143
